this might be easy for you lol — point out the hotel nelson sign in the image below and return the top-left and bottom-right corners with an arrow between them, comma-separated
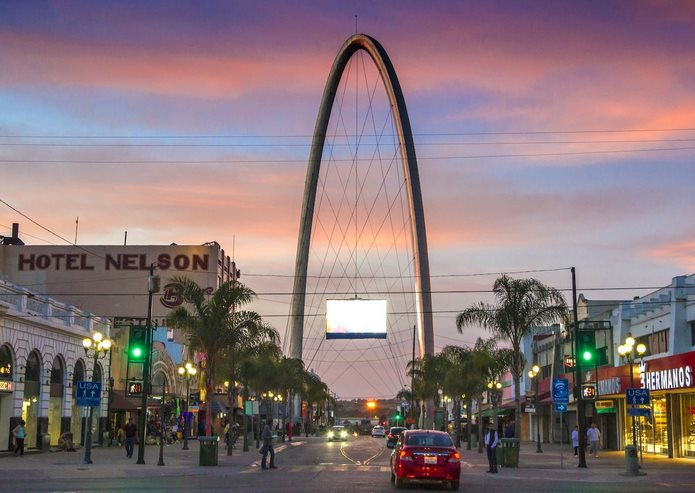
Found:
1,245 -> 219,318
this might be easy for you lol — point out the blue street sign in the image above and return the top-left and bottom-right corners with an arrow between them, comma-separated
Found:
555,403 -> 568,413
76,381 -> 102,407
625,388 -> 650,406
552,378 -> 569,404
627,407 -> 651,417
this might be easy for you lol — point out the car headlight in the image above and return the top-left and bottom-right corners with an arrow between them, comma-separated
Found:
340,431 -> 348,438
327,431 -> 334,438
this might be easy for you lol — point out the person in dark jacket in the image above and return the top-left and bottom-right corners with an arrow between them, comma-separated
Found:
260,420 -> 276,470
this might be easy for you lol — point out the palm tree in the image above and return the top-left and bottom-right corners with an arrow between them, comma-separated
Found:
439,345 -> 471,447
303,370 -> 329,436
166,276 -> 276,436
456,275 -> 567,439
277,357 -> 306,439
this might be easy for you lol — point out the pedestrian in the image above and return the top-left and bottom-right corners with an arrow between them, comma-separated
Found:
124,417 -> 137,458
12,419 -> 26,457
504,422 -> 514,438
571,426 -> 579,456
484,422 -> 499,473
260,419 -> 277,470
587,423 -> 601,458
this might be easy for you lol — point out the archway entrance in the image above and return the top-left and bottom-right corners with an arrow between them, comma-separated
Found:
0,344 -> 14,450
22,350 -> 41,448
48,356 -> 65,446
71,360 -> 85,444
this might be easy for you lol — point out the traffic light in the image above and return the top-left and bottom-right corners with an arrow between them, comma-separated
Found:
129,326 -> 147,363
577,330 -> 596,366
393,411 -> 402,423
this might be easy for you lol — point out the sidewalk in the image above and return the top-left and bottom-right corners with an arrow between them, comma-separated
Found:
0,437 -> 306,480
459,440 -> 695,485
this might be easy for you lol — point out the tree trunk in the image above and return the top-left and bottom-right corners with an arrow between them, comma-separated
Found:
477,396 -> 483,453
466,399 -> 473,450
514,374 -> 522,441
204,361 -> 214,436
454,395 -> 461,448
242,388 -> 249,452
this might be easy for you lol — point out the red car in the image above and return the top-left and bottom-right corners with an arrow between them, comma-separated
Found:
390,430 -> 461,490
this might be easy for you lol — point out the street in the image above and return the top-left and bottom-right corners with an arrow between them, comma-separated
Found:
1,436 -> 694,493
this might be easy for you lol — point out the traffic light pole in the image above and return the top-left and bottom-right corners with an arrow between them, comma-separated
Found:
572,267 -> 588,468
137,264 -> 156,465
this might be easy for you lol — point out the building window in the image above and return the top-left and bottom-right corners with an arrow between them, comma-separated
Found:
637,329 -> 669,356
690,322 -> 695,346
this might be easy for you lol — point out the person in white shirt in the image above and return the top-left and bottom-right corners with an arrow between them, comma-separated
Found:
571,426 -> 579,456
587,423 -> 601,458
484,422 -> 499,473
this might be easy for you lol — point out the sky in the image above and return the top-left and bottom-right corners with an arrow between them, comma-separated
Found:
1,0 -> 694,399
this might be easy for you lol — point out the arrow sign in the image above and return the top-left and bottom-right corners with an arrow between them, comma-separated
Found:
555,403 -> 567,413
625,388 -> 650,406
76,381 -> 102,407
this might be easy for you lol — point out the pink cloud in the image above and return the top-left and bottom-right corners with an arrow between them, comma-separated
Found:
648,240 -> 695,270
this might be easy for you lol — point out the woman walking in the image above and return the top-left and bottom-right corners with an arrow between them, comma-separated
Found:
13,420 -> 26,457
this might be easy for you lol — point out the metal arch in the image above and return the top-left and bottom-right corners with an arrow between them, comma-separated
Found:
289,33 -> 434,363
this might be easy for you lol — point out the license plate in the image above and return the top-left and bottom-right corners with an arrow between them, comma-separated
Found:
424,455 -> 437,464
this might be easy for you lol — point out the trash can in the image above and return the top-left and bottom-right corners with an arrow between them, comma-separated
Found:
500,438 -> 520,468
496,442 -> 506,466
199,436 -> 219,466
40,433 -> 51,452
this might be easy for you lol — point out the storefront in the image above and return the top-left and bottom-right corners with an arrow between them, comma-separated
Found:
588,350 -> 695,459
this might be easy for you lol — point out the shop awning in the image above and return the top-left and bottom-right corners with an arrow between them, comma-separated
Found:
480,408 -> 509,418
108,390 -> 139,411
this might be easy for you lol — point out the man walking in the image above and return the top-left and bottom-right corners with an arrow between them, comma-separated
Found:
587,423 -> 601,458
260,419 -> 277,470
571,426 -> 579,456
484,422 -> 499,473
124,418 -> 137,458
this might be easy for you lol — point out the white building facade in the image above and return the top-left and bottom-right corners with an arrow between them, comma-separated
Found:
0,278 -> 111,450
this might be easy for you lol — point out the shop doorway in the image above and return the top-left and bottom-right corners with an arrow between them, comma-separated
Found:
49,356 -> 65,446
71,360 -> 85,444
22,350 -> 41,449
0,344 -> 14,450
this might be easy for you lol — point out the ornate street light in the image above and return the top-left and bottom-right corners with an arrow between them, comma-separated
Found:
618,334 -> 648,452
528,365 -> 542,453
487,380 -> 503,435
81,331 -> 112,465
177,362 -> 197,451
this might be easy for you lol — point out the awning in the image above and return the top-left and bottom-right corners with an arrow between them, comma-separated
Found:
480,408 -> 509,418
108,390 -> 139,411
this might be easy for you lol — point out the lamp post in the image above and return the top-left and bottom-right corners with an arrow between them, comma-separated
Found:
486,380 -> 502,433
528,365 -> 543,453
81,331 -> 112,465
137,265 -> 159,465
618,334 -> 648,451
178,362 -> 197,451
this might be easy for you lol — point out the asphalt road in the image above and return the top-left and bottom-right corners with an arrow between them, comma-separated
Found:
3,435 -> 695,492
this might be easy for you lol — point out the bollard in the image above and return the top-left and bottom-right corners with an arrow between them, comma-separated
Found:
624,445 -> 640,475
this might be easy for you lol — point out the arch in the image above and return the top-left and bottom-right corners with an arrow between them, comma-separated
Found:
49,355 -> 66,446
289,33 -> 434,361
23,350 -> 42,449
0,344 -> 14,381
70,359 -> 86,445
50,355 -> 65,385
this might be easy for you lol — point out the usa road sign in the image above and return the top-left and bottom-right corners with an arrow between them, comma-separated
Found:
627,407 -> 651,417
626,388 -> 650,406
552,378 -> 569,403
555,403 -> 568,413
76,381 -> 102,407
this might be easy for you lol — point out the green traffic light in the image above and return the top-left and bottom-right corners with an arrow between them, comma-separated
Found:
582,350 -> 593,361
132,347 -> 142,358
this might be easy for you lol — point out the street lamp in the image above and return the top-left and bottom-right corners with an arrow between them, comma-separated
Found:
81,331 -> 112,465
618,334 -> 648,452
178,362 -> 197,451
528,365 -> 543,453
486,380 -> 502,434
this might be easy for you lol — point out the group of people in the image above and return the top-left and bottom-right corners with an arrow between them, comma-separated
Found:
571,423 -> 602,458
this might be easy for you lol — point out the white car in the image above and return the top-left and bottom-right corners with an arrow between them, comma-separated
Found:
371,425 -> 386,438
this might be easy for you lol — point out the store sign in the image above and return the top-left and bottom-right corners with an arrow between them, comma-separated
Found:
595,400 -> 614,409
564,355 -> 575,369
597,377 -> 621,396
524,404 -> 536,413
0,381 -> 13,392
639,360 -> 693,391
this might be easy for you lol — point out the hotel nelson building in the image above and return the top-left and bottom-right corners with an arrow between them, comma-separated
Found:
0,225 -> 236,449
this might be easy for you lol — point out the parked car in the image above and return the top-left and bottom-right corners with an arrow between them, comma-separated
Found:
390,430 -> 461,490
371,425 -> 386,438
327,425 -> 349,442
386,426 -> 407,448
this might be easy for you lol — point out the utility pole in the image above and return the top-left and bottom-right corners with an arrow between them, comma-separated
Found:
411,324 -> 416,424
572,267 -> 587,468
137,264 -> 158,465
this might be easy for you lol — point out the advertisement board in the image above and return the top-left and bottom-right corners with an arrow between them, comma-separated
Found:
326,299 -> 387,339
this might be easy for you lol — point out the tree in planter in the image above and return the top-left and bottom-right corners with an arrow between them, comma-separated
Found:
456,275 -> 567,440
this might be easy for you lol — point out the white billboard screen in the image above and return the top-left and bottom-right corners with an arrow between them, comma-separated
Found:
326,299 -> 387,339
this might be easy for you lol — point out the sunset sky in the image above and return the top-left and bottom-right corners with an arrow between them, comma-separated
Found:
1,1 -> 694,399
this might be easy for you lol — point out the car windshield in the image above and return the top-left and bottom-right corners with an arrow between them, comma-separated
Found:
405,433 -> 453,447
389,427 -> 406,435
331,427 -> 343,432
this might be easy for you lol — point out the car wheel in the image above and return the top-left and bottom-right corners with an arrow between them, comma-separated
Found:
394,476 -> 406,489
450,480 -> 460,491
